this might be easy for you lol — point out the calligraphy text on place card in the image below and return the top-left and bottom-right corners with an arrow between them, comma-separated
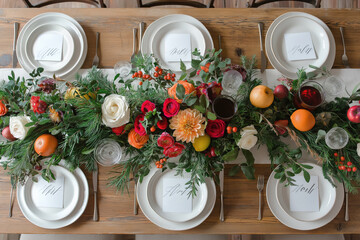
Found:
162,177 -> 192,213
284,32 -> 317,61
165,34 -> 192,62
289,175 -> 319,212
33,31 -> 63,62
31,175 -> 65,209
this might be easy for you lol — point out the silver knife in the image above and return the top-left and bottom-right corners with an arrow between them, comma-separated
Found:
219,165 -> 224,222
12,22 -> 19,68
138,22 -> 145,55
258,22 -> 266,73
344,183 -> 349,221
134,175 -> 138,215
93,165 -> 99,221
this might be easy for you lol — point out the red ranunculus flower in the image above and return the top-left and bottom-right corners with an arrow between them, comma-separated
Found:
163,98 -> 180,118
164,142 -> 185,158
134,113 -> 146,136
141,100 -> 156,113
112,125 -> 126,136
206,119 -> 226,138
157,132 -> 174,149
30,96 -> 47,114
157,117 -> 168,130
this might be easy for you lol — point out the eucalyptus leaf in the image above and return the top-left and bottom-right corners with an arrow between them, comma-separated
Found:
229,165 -> 241,176
222,148 -> 239,162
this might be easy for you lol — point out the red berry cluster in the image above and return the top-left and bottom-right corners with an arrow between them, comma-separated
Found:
133,67 -> 176,85
156,158 -> 167,168
335,153 -> 357,172
205,147 -> 217,158
226,126 -> 238,134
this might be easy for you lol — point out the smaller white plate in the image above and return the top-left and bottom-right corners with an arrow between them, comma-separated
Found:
270,15 -> 330,73
25,24 -> 75,73
23,165 -> 80,221
151,21 -> 205,72
146,169 -> 208,223
275,163 -> 336,222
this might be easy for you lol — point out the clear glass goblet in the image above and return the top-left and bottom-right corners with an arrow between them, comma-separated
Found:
94,138 -> 123,166
325,127 -> 349,150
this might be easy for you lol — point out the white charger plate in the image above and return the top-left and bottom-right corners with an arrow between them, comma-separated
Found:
275,163 -> 336,222
22,165 -> 80,221
142,14 -> 214,72
270,15 -> 330,74
150,21 -> 206,72
17,160 -> 89,229
17,12 -> 87,79
137,165 -> 216,231
265,12 -> 335,79
266,164 -> 344,230
25,24 -> 75,73
146,169 -> 208,223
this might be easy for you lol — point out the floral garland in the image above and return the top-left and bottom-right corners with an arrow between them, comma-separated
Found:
0,50 -> 360,195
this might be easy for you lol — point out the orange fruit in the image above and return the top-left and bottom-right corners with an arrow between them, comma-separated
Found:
34,134 -> 58,156
249,85 -> 274,108
290,109 -> 315,132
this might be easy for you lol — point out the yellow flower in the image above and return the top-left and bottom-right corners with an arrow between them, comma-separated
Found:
169,109 -> 206,143
49,107 -> 61,123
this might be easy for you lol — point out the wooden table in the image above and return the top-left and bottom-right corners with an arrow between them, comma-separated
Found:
1,8 -> 360,234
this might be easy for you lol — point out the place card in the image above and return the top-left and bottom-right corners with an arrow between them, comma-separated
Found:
33,31 -> 63,61
164,33 -> 192,62
162,177 -> 192,213
284,32 -> 317,61
32,175 -> 65,209
289,175 -> 319,212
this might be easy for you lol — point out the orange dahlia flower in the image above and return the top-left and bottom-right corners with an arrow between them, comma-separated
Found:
128,128 -> 149,149
169,109 -> 206,143
167,80 -> 195,103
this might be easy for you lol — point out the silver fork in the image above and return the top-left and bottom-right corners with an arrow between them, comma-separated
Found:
92,32 -> 100,67
340,27 -> 350,68
257,175 -> 264,220
131,28 -> 138,68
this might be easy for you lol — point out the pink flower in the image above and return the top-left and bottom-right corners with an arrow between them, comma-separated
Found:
134,114 -> 146,136
195,82 -> 222,101
157,132 -> 174,149
163,142 -> 185,158
141,100 -> 156,113
30,96 -> 47,114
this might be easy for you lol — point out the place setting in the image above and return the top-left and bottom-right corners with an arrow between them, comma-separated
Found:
136,165 -> 216,231
16,12 -> 87,79
265,12 -> 336,79
16,159 -> 89,229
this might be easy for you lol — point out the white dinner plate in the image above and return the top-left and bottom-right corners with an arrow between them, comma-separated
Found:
142,14 -> 214,72
270,15 -> 330,74
146,169 -> 208,223
265,12 -> 335,79
137,165 -> 216,231
275,163 -> 336,222
150,21 -> 206,72
22,165 -> 80,221
17,12 -> 87,79
266,164 -> 344,230
25,24 -> 75,73
17,160 -> 89,229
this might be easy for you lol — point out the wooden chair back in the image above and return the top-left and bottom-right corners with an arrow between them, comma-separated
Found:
247,0 -> 321,8
136,0 -> 215,8
22,0 -> 106,8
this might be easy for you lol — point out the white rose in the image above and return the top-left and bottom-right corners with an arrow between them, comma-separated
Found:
240,125 -> 258,136
357,143 -> 360,157
102,94 -> 130,128
237,133 -> 258,150
9,116 -> 32,140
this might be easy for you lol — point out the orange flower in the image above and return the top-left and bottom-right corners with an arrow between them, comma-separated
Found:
128,128 -> 149,149
169,109 -> 206,143
0,100 -> 8,116
49,106 -> 61,123
168,80 -> 195,103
